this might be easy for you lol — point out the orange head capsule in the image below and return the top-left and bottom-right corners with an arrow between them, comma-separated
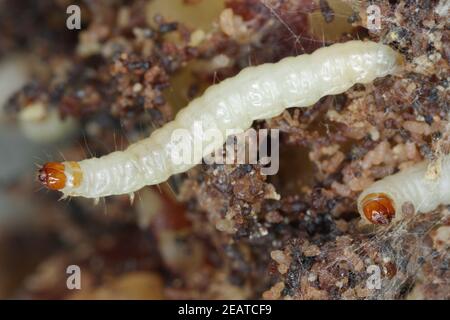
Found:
361,193 -> 396,225
38,162 -> 67,190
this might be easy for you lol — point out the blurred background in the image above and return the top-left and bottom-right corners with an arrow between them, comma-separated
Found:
0,0 -> 340,299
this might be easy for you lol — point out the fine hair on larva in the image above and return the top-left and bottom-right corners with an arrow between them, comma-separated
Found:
357,154 -> 450,225
38,40 -> 403,200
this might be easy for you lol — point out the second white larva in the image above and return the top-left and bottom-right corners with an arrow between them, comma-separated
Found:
38,40 -> 403,199
358,154 -> 450,225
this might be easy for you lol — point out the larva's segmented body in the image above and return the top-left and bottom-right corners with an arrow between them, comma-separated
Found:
358,154 -> 450,225
39,41 -> 403,199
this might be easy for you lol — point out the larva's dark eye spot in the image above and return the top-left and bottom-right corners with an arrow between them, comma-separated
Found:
38,162 -> 67,190
361,193 -> 396,225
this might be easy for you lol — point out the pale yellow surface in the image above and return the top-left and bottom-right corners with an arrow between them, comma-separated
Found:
310,0 -> 354,41
146,0 -> 225,31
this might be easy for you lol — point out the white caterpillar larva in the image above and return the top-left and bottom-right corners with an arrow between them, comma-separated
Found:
358,154 -> 450,225
38,40 -> 403,199
0,55 -> 29,119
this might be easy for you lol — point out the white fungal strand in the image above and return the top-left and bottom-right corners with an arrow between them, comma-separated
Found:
39,40 -> 403,199
358,154 -> 450,225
